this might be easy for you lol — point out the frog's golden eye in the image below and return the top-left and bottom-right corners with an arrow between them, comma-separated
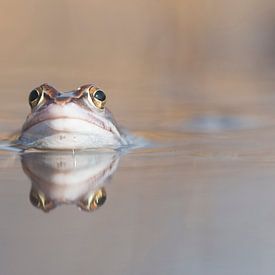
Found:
78,188 -> 107,212
93,188 -> 107,207
28,89 -> 43,108
29,188 -> 56,212
88,87 -> 106,109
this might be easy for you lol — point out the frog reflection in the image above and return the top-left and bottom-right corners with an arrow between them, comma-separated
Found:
29,186 -> 107,212
21,151 -> 120,212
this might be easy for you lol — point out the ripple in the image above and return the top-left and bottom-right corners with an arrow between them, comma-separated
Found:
183,115 -> 261,133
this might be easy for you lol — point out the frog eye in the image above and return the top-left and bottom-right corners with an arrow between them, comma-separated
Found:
88,87 -> 106,109
29,188 -> 56,212
93,189 -> 107,207
77,188 -> 107,212
28,89 -> 43,108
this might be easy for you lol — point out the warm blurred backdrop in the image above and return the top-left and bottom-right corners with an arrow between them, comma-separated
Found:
0,0 -> 275,131
0,1 -> 274,82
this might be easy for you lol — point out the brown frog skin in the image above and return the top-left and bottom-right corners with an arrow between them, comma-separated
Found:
17,83 -> 128,150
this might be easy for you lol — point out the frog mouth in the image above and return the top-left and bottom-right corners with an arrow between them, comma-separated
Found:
21,103 -> 115,135
23,116 -> 110,134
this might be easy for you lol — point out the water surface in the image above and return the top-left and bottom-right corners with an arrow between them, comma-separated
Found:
1,76 -> 275,275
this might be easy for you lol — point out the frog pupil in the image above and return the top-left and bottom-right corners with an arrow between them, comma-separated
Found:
94,90 -> 106,101
29,90 -> 39,102
95,195 -> 106,206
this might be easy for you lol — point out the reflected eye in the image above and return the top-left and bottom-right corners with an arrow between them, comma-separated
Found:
93,189 -> 107,207
29,188 -> 56,212
78,188 -> 107,212
88,87 -> 106,109
28,89 -> 42,108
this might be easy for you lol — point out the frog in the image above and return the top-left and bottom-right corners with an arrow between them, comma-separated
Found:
16,83 -> 129,150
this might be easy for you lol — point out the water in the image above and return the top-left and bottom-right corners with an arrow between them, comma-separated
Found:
1,1 -> 275,274
1,77 -> 275,275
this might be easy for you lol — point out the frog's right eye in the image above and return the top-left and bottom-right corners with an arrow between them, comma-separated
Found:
28,89 -> 43,108
77,188 -> 107,212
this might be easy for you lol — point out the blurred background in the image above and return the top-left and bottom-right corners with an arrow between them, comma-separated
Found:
1,0 -> 274,80
0,0 -> 275,130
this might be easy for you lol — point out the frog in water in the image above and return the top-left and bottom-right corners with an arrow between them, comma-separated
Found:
16,83 -> 129,150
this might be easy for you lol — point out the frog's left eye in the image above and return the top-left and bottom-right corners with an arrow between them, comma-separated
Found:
29,188 -> 56,212
29,89 -> 43,108
88,87 -> 106,109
